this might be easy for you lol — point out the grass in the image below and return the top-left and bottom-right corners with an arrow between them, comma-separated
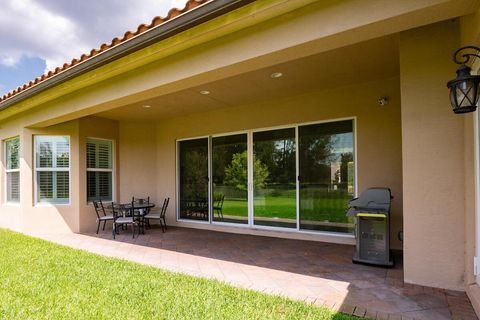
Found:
221,196 -> 353,223
0,229 -> 358,320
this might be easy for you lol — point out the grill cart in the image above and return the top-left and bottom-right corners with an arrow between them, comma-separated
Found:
347,187 -> 394,267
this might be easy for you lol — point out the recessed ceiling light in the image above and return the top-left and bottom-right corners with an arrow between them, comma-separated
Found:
270,72 -> 283,79
199,90 -> 210,95
142,105 -> 151,108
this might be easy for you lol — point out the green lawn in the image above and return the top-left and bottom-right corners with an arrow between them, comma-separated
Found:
0,229 -> 358,320
222,194 -> 353,223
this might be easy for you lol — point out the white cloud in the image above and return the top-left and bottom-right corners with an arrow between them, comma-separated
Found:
0,0 -> 183,73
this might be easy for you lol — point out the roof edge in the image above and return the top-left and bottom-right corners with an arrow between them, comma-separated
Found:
0,0 -> 254,111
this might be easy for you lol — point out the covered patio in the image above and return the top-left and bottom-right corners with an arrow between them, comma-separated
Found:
2,0 -> 480,317
35,227 -> 476,320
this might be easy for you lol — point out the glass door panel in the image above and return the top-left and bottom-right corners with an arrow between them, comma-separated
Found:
212,134 -> 248,224
253,128 -> 296,228
178,138 -> 209,221
298,120 -> 355,233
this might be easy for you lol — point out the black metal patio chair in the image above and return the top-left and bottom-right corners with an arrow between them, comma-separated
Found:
111,202 -> 139,239
131,196 -> 151,234
93,199 -> 114,234
213,194 -> 225,219
144,197 -> 170,232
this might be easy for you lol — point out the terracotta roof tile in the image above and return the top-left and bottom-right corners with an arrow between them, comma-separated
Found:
0,0 -> 210,104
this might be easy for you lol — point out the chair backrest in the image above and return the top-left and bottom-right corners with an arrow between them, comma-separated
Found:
160,198 -> 170,219
219,195 -> 225,207
93,200 -> 106,218
132,196 -> 150,204
111,202 -> 127,219
110,202 -> 119,219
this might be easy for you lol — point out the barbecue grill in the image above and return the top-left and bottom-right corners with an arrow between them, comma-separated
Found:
347,187 -> 394,267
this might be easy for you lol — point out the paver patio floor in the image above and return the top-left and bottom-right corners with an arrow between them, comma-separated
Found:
33,227 -> 477,320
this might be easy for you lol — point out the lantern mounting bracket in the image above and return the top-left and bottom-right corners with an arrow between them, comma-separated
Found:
452,46 -> 480,65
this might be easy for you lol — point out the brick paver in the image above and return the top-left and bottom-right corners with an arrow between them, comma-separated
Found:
31,227 -> 478,320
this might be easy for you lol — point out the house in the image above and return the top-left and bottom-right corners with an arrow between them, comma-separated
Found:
1,0 -> 480,315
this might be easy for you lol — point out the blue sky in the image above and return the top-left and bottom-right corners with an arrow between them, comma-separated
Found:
0,0 -> 185,96
0,56 -> 45,94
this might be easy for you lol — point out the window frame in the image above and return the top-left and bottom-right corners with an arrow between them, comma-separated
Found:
175,117 -> 357,238
86,137 -> 115,203
4,136 -> 20,204
34,135 -> 71,205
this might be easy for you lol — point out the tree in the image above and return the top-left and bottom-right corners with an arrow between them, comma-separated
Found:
224,151 -> 269,191
182,150 -> 208,199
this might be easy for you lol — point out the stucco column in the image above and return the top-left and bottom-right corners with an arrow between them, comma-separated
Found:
400,20 -> 465,290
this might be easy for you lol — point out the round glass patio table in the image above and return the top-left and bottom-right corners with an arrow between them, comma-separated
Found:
124,202 -> 155,214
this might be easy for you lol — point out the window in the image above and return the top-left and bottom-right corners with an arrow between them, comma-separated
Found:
86,138 -> 113,202
298,120 -> 355,233
178,138 -> 209,221
35,136 -> 70,204
5,137 -> 20,203
253,129 -> 296,228
176,118 -> 356,235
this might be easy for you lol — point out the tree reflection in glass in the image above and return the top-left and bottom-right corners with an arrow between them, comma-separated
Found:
179,139 -> 209,221
253,128 -> 296,228
299,120 -> 354,233
212,134 -> 248,224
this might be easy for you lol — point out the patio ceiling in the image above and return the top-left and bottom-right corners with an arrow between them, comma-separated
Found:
96,34 -> 399,122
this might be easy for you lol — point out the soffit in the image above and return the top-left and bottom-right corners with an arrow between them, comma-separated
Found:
97,34 -> 399,122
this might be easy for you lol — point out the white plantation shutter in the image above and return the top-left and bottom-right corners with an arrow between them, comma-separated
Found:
56,140 -> 70,168
7,171 -> 20,202
5,137 -> 20,203
86,139 -> 113,202
86,142 -> 96,168
35,136 -> 70,203
6,138 -> 19,170
38,141 -> 53,168
38,171 -> 53,199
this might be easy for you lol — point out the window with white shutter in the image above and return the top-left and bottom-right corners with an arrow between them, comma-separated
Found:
86,138 -> 113,202
35,136 -> 70,204
5,137 -> 20,203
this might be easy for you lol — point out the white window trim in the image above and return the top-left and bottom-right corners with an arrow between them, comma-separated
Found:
471,60 -> 480,282
86,137 -> 115,203
175,116 -> 357,238
4,136 -> 20,205
34,135 -> 71,206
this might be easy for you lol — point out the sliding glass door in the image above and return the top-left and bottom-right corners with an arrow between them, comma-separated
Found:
211,134 -> 248,224
298,120 -> 355,233
253,129 -> 296,228
178,138 -> 209,221
177,118 -> 355,234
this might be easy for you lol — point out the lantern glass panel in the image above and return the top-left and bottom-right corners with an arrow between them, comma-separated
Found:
455,79 -> 475,108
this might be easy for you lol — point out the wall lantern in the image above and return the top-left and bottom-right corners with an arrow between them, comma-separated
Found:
447,46 -> 480,114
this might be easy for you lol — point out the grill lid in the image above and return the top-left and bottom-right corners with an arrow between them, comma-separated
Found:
346,187 -> 392,216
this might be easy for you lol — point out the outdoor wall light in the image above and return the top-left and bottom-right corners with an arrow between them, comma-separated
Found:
270,72 -> 283,79
447,46 -> 480,114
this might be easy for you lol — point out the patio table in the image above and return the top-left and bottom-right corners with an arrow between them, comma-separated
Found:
124,202 -> 155,213
110,202 -> 155,235
127,202 -> 155,233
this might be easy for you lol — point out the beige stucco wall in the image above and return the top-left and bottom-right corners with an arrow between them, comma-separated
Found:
0,117 -> 81,234
0,116 -> 121,234
400,20 -> 465,290
118,122 -> 157,205
150,77 -> 403,247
